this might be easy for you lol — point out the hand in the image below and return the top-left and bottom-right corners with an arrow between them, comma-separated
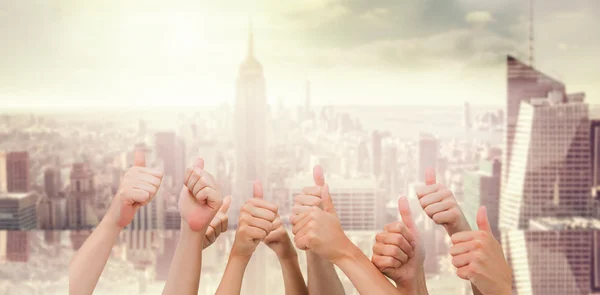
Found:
231,181 -> 278,258
416,167 -> 470,235
450,206 -> 512,295
291,165 -> 326,218
264,216 -> 296,259
372,197 -> 426,292
292,184 -> 352,262
179,157 -> 223,233
108,150 -> 163,228
204,196 -> 231,249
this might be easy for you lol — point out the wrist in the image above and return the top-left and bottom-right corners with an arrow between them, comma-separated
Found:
397,267 -> 428,295
445,215 -> 471,236
331,239 -> 359,265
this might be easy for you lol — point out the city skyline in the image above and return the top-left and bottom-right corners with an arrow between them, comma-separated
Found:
0,0 -> 599,108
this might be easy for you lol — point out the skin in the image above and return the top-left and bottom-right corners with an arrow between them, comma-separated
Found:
450,206 -> 512,295
69,150 -> 163,295
292,183 -> 403,295
204,196 -> 232,249
162,157 -> 223,295
291,165 -> 345,295
372,197 -> 429,295
215,181 -> 279,295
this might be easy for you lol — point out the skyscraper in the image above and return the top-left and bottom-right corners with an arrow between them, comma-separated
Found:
418,133 -> 438,182
372,131 -> 383,177
463,101 -> 472,130
155,132 -> 177,187
6,151 -> 29,193
0,152 -> 7,192
6,231 -> 30,262
499,91 -> 592,230
503,56 -> 565,187
463,159 -> 501,239
44,167 -> 62,199
592,120 -> 600,217
234,23 -> 267,222
0,192 -> 37,229
66,162 -> 97,229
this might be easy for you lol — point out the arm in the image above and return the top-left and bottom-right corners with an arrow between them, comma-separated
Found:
307,252 -> 345,295
162,157 -> 223,295
69,218 -> 121,294
69,150 -> 162,295
215,255 -> 251,295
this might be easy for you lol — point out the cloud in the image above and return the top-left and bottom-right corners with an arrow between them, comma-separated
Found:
465,11 -> 495,25
359,8 -> 390,25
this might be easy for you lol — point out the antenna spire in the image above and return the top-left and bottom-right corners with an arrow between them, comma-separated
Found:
529,0 -> 535,67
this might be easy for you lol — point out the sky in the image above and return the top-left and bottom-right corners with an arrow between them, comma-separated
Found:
0,0 -> 598,108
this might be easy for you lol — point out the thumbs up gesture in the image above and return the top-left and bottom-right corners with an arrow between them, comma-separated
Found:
230,181 -> 279,258
109,149 -> 164,228
449,207 -> 512,295
178,158 -> 223,233
416,167 -> 470,235
371,197 -> 426,292
291,167 -> 350,262
203,196 -> 232,249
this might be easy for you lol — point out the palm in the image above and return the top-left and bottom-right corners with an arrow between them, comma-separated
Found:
178,186 -> 213,232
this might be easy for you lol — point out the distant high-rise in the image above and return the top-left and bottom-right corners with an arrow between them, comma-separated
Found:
155,132 -> 177,187
503,56 -> 565,187
6,231 -> 30,262
372,131 -> 383,177
503,218 -> 600,295
0,192 -> 37,229
418,133 -> 438,182
6,151 -> 29,193
500,91 -> 592,230
44,167 -> 62,199
592,120 -> 600,218
0,152 -> 7,192
66,162 -> 97,229
463,159 -> 501,239
234,23 -> 267,223
463,101 -> 472,130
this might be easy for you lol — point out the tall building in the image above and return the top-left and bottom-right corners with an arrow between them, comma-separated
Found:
418,133 -> 439,182
0,152 -> 7,192
592,120 -> 600,218
0,192 -> 37,229
463,159 -> 501,239
44,167 -> 62,199
155,132 -> 177,187
463,101 -> 472,130
6,231 -> 30,262
6,151 -> 29,193
288,174 -> 383,230
503,218 -> 600,295
503,56 -> 566,187
233,23 -> 267,223
66,162 -> 97,229
372,131 -> 383,178
500,91 -> 592,230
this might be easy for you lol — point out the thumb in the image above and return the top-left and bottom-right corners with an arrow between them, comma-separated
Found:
253,181 -> 263,199
219,196 -> 232,213
193,157 -> 205,169
321,184 -> 336,214
398,196 -> 416,230
313,165 -> 325,186
425,167 -> 436,185
134,149 -> 146,167
476,206 -> 492,233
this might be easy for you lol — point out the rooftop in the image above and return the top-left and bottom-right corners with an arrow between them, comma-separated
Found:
529,217 -> 600,230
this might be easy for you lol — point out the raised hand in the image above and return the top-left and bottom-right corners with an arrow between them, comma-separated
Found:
109,150 -> 164,228
450,206 -> 512,295
230,181 -> 278,258
204,196 -> 231,249
292,184 -> 350,262
264,215 -> 297,259
416,167 -> 470,235
179,157 -> 223,233
291,165 -> 326,218
372,197 -> 426,293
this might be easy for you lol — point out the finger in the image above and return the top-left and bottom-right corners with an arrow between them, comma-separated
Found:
291,205 -> 313,215
291,211 -> 310,226
383,222 -> 414,244
373,243 -> 408,264
219,196 -> 232,213
292,214 -> 312,235
313,165 -> 325,186
449,240 -> 479,256
321,184 -> 336,214
425,167 -> 436,185
134,149 -> 146,167
419,188 -> 447,208
372,254 -> 402,270
220,214 -> 229,233
192,177 -> 209,197
431,210 -> 456,224
242,215 -> 272,234
294,234 -> 310,250
245,205 -> 277,222
196,187 -> 222,211
415,183 -> 443,199
300,186 -> 321,197
124,189 -> 151,204
186,170 -> 201,193
376,232 -> 413,258
476,206 -> 492,233
194,157 -> 204,169
209,215 -> 223,237
294,194 -> 321,207
452,253 -> 473,268
135,167 -> 164,178
247,198 -> 278,213
205,226 -> 217,246
245,225 -> 269,241
451,231 -> 477,244
253,180 -> 263,199
137,173 -> 162,188
423,199 -> 453,218
456,265 -> 474,281
397,196 -> 416,230
132,181 -> 157,195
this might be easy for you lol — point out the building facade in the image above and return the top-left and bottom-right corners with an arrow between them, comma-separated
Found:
0,192 -> 37,229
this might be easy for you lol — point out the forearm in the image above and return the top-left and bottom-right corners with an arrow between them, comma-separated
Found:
162,220 -> 205,295
69,217 -> 121,295
279,254 -> 308,295
334,244 -> 402,295
396,268 -> 429,295
215,254 -> 251,295
307,251 -> 345,295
